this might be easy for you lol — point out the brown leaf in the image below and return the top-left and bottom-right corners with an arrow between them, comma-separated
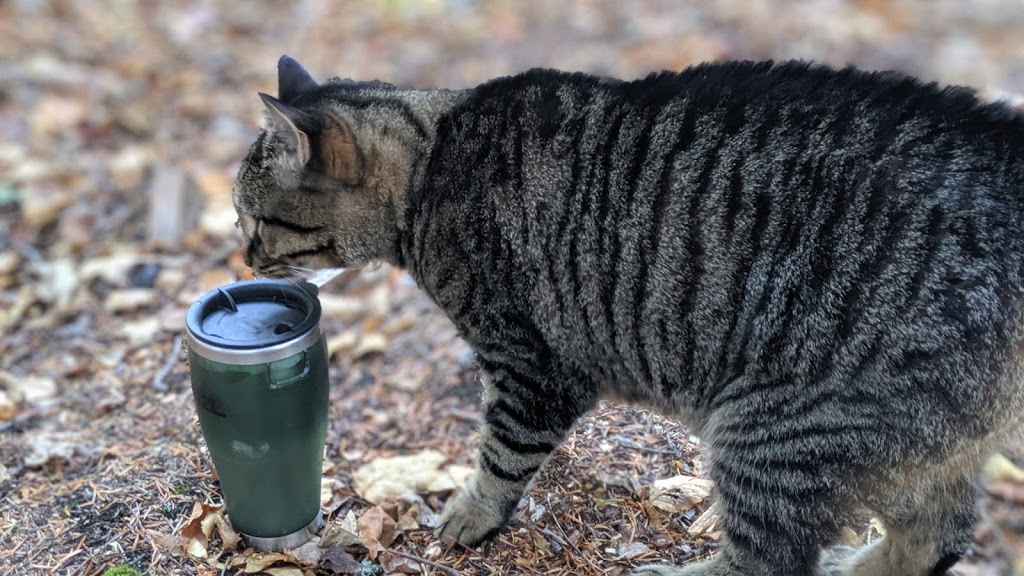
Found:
356,505 -> 398,560
380,551 -> 422,574
986,480 -> 1024,504
320,546 -> 362,574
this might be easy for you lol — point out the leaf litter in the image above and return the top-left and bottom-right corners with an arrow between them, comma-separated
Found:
1,1 -> 1023,575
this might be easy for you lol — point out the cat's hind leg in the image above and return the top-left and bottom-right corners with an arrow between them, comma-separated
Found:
633,397 -> 854,576
817,473 -> 976,576
435,363 -> 596,546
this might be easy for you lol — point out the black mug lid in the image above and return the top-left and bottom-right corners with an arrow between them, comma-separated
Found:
186,279 -> 322,361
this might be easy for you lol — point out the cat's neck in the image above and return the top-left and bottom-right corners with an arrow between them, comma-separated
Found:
372,89 -> 466,268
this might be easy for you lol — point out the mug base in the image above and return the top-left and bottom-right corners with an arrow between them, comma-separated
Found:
241,511 -> 324,551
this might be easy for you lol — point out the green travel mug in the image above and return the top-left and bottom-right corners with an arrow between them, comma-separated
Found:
185,279 -> 329,550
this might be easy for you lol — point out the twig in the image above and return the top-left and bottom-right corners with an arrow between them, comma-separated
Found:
386,548 -> 461,576
153,334 -> 183,391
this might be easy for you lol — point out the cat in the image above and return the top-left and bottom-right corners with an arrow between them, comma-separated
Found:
232,55 -> 1024,576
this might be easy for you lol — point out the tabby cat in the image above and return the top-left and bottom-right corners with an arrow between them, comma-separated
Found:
232,55 -> 1024,576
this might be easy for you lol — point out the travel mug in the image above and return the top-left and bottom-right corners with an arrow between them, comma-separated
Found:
185,279 -> 328,550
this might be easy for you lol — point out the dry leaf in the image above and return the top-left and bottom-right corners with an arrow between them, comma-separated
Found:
687,501 -> 721,537
0,464 -> 9,484
380,551 -> 421,574
320,545 -> 362,574
356,505 -> 398,560
180,501 -> 239,558
326,332 -> 358,359
262,568 -> 306,576
288,540 -> 323,566
318,294 -> 364,319
649,475 -> 714,513
351,332 -> 388,359
0,392 -> 13,421
22,431 -> 77,467
319,519 -> 364,552
118,317 -> 162,345
354,449 -> 473,504
984,453 -> 1024,483
104,288 -> 156,313
0,372 -> 57,404
614,541 -> 649,560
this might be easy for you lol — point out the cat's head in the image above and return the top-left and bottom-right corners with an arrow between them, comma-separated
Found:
233,55 -> 412,278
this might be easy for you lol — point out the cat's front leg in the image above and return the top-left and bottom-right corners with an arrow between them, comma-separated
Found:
436,365 -> 594,546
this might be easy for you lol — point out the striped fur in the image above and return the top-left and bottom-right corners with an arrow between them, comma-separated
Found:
233,56 -> 1024,575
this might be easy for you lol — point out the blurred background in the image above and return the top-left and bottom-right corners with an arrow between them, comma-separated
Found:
2,2 -> 1024,575
3,0 -> 1024,257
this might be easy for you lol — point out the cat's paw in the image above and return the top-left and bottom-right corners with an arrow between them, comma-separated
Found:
434,487 -> 508,547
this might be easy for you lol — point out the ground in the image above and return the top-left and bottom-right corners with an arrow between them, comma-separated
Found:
1,1 -> 1023,575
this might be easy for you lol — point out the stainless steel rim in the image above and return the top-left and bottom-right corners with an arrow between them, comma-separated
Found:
186,325 -> 322,365
242,511 -> 323,551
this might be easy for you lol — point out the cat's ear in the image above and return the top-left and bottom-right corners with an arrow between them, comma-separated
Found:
277,55 -> 318,103
319,117 -> 364,185
259,92 -> 313,166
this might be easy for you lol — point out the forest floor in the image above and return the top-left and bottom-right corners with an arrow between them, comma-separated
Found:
2,1 -> 1024,575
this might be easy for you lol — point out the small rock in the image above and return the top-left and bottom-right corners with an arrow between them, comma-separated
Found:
104,288 -> 156,313
127,262 -> 163,288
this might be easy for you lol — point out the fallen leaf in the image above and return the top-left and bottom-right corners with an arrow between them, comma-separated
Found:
0,392 -> 15,421
230,551 -> 295,573
288,540 -> 323,566
104,288 -> 156,313
356,505 -> 398,560
648,475 -> 714,513
351,332 -> 388,359
614,541 -> 649,560
986,480 -> 1024,504
686,501 -> 720,537
380,551 -> 421,574
0,464 -> 9,483
319,545 -> 362,574
20,184 -> 72,229
118,317 -> 162,345
156,267 -> 188,292
93,385 -> 127,416
318,294 -> 364,320
319,511 -> 364,552
263,567 -> 306,576
354,449 -> 473,504
77,251 -> 145,286
22,431 -> 77,467
326,332 -> 358,359
33,258 -> 77,308
0,372 -> 57,404
199,268 -> 235,294
180,501 -> 239,558
984,453 -> 1024,483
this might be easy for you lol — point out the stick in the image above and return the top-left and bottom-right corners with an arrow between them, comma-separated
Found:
153,335 -> 183,391
386,548 -> 461,576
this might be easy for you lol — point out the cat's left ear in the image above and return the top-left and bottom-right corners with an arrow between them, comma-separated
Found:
259,93 -> 313,166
